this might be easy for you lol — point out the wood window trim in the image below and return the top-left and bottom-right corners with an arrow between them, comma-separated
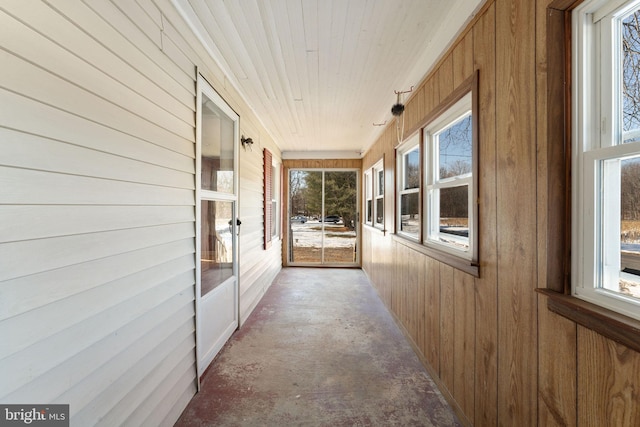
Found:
541,0 -> 640,351
538,289 -> 640,353
372,156 -> 386,233
392,71 -> 479,276
363,169 -> 373,226
393,234 -> 479,277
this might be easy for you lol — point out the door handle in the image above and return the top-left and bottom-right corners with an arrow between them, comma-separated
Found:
228,218 -> 242,235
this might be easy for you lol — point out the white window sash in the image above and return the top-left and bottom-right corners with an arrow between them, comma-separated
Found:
573,0 -> 640,320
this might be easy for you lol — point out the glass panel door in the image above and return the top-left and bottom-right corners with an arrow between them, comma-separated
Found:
196,75 -> 239,380
323,171 -> 358,263
200,200 -> 234,295
289,170 -> 323,263
289,170 -> 359,265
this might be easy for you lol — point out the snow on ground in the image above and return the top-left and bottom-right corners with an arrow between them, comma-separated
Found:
290,221 -> 356,248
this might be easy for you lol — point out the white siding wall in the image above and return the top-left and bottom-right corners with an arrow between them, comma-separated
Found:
238,116 -> 283,325
0,0 -> 282,425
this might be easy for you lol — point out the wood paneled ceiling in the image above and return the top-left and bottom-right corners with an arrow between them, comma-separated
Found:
174,0 -> 484,157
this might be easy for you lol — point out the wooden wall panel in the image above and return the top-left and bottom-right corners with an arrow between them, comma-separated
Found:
472,3 -> 499,425
412,250 -> 426,352
453,31 -> 475,88
359,1 -> 640,427
404,246 -> 425,350
437,54 -> 455,103
423,77 -> 438,119
453,270 -> 476,420
495,0 -> 538,424
439,263 -> 455,392
393,243 -> 407,324
578,327 -> 640,426
536,2 -> 578,425
423,256 -> 441,373
538,295 -> 577,427
285,159 -> 361,169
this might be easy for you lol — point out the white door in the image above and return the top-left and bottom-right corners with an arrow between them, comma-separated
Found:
196,75 -> 239,379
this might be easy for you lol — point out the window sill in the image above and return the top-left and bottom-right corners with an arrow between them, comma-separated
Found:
363,223 -> 387,235
392,234 -> 479,277
536,288 -> 640,353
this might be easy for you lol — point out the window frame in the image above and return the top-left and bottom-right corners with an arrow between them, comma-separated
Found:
364,169 -> 373,226
396,132 -> 421,241
373,158 -> 385,230
391,72 -> 479,276
537,0 -> 640,355
572,0 -> 640,321
271,160 -> 281,240
264,148 -> 276,249
424,92 -> 474,260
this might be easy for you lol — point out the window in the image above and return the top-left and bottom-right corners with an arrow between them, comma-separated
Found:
425,92 -> 475,260
573,0 -> 640,320
390,73 -> 478,273
363,160 -> 384,230
197,76 -> 239,296
271,162 -> 281,239
373,159 -> 384,228
397,133 -> 421,239
264,148 -> 280,249
364,169 -> 373,225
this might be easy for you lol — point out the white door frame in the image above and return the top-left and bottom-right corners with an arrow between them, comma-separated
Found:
195,73 -> 240,385
287,168 -> 360,267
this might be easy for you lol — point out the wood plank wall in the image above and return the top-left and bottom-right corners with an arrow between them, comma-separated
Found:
361,0 -> 640,425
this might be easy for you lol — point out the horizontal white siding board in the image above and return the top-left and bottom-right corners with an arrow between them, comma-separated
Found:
0,0 -> 287,424
8,299 -> 194,405
147,363 -> 198,427
131,353 -> 196,427
76,325 -> 195,426
111,0 -> 163,49
89,324 -> 196,426
39,0 -> 196,100
0,129 -> 194,190
135,0 -> 163,28
0,205 -> 194,243
241,229 -> 265,252
0,274 -> 194,400
0,222 -> 194,282
98,337 -> 195,427
240,252 -> 279,300
0,51 -> 194,149
80,0 -> 196,94
0,239 -> 194,321
0,90 -> 194,171
240,258 -> 279,325
6,309 -> 194,427
0,11 -> 194,137
161,29 -> 198,77
160,16 -> 204,75
1,255 -> 195,359
155,0 -> 227,87
0,3 -> 195,125
0,167 -> 194,206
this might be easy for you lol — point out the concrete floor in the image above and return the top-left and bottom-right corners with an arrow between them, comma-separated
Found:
175,268 -> 461,426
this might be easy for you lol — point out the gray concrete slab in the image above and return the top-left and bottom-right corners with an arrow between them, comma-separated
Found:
175,267 -> 461,426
